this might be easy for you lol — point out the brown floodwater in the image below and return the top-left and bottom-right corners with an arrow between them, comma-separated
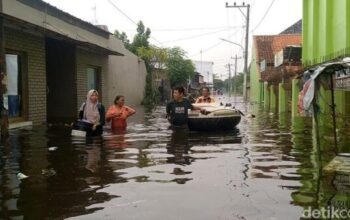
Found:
1,97 -> 349,220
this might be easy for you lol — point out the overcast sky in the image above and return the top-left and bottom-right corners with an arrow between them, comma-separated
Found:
43,0 -> 302,79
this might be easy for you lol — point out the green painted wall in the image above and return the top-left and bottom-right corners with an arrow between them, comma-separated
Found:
279,83 -> 287,113
249,46 -> 262,103
303,0 -> 350,66
291,79 -> 300,118
270,85 -> 277,112
264,82 -> 270,109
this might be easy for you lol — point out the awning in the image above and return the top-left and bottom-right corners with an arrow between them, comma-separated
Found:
299,60 -> 349,113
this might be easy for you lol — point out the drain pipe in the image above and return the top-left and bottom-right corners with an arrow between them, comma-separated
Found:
329,73 -> 338,153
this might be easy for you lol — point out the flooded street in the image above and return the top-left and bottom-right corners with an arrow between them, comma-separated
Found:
1,97 -> 349,220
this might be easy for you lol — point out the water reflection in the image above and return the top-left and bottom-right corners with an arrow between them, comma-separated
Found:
0,102 -> 349,219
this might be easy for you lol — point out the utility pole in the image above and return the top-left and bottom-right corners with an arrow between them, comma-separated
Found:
225,63 -> 233,97
0,0 -> 9,141
234,55 -> 237,102
226,2 -> 250,102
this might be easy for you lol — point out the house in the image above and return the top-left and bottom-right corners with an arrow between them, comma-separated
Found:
1,0 -> 147,127
249,34 -> 302,109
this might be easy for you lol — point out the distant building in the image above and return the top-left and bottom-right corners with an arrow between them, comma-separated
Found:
192,61 -> 214,90
188,72 -> 205,96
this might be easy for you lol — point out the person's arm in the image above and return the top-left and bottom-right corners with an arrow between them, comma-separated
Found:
191,102 -> 208,114
166,102 -> 171,114
105,106 -> 116,122
210,97 -> 215,103
78,103 -> 85,120
166,102 -> 171,119
126,106 -> 136,117
99,105 -> 106,126
195,97 -> 201,104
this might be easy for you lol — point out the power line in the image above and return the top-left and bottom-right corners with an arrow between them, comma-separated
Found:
105,0 -> 137,25
105,0 -> 163,46
144,25 -> 243,32
250,0 -> 275,33
161,28 -> 231,44
188,29 -> 241,58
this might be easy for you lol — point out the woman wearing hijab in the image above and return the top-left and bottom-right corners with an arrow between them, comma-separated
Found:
106,95 -> 136,131
78,90 -> 105,136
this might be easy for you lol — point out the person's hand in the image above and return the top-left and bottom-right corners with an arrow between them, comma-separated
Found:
92,124 -> 97,131
200,108 -> 209,115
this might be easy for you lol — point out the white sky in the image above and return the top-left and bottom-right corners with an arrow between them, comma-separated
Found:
43,0 -> 302,79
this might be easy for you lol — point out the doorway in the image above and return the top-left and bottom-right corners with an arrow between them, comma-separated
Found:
46,38 -> 76,123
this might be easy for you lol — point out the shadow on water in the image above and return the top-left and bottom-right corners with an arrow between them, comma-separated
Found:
0,99 -> 349,219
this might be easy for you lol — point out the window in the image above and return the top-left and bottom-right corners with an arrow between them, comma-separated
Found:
87,67 -> 99,91
5,54 -> 23,119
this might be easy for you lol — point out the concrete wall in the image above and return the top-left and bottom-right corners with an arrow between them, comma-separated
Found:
76,48 -> 109,110
249,46 -> 262,103
5,28 -> 46,125
107,38 -> 147,106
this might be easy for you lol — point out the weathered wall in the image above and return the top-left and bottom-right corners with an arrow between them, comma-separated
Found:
76,48 -> 109,110
107,38 -> 147,107
5,28 -> 46,125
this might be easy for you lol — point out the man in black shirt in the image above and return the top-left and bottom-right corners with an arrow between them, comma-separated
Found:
166,86 -> 207,128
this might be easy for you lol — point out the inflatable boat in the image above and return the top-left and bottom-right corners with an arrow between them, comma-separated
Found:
188,103 -> 241,131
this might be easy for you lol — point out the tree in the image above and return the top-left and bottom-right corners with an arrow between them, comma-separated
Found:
213,78 -> 224,90
124,21 -> 154,105
166,47 -> 195,88
130,21 -> 151,54
137,46 -> 169,105
113,30 -> 130,50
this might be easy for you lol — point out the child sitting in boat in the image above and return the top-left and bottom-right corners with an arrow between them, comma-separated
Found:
195,87 -> 215,103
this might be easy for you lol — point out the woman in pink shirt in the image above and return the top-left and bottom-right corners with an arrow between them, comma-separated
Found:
106,95 -> 136,130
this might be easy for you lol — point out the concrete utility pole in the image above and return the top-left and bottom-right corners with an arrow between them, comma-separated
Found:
234,55 -> 237,102
225,63 -> 233,97
0,0 -> 9,141
226,2 -> 250,102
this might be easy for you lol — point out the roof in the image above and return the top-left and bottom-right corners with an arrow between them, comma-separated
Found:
2,12 -> 123,56
253,34 -> 302,64
1,0 -> 124,56
280,20 -> 302,34
17,0 -> 111,38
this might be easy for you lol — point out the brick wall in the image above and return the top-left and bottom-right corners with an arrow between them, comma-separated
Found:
5,28 -> 46,125
76,48 -> 109,112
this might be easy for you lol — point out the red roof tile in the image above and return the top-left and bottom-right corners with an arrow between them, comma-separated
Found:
254,34 -> 302,64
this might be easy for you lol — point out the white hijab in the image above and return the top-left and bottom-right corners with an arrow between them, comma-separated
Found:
81,90 -> 100,124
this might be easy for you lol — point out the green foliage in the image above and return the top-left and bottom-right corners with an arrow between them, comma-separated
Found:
113,21 -> 195,105
165,47 -> 195,87
130,21 -> 151,54
213,78 -> 224,90
213,73 -> 244,95
113,30 -> 130,50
